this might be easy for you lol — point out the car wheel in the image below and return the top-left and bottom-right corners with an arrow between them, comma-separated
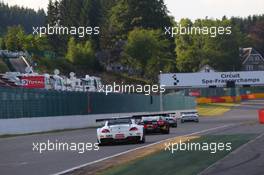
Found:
97,139 -> 104,146
140,134 -> 146,143
164,127 -> 170,134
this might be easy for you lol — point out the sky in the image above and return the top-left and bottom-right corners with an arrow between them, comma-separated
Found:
2,0 -> 264,21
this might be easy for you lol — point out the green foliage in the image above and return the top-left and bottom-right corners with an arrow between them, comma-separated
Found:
1,0 -> 264,81
46,0 -> 103,53
231,15 -> 264,55
0,2 -> 45,34
66,37 -> 97,69
4,26 -> 25,51
0,37 -> 3,49
66,37 -> 76,62
32,55 -> 75,75
123,28 -> 173,80
176,18 -> 242,72
110,0 -> 172,38
0,59 -> 9,72
3,26 -> 50,53
248,20 -> 264,55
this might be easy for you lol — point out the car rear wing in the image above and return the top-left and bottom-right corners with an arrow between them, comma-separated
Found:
132,113 -> 175,119
180,110 -> 198,115
95,116 -> 132,122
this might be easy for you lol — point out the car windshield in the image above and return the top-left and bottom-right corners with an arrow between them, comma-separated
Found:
108,118 -> 132,125
166,117 -> 174,120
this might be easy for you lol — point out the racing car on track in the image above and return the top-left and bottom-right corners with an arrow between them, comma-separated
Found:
165,116 -> 178,128
97,118 -> 145,145
180,111 -> 199,123
140,116 -> 170,134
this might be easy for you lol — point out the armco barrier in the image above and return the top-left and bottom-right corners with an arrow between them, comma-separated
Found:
0,87 -> 196,119
195,87 -> 264,104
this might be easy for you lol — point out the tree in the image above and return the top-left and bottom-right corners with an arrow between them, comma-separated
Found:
176,18 -> 242,72
4,26 -> 26,51
66,37 -> 97,70
106,0 -> 176,74
0,2 -> 45,34
47,0 -> 57,25
110,0 -> 172,37
175,19 -> 202,72
123,28 -> 172,80
66,37 -> 77,62
0,37 -> 5,49
249,20 -> 264,55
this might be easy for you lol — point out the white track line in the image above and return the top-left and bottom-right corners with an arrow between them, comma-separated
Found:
53,124 -> 237,175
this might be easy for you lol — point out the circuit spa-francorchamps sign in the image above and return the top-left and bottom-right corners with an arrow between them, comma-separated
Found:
160,71 -> 264,88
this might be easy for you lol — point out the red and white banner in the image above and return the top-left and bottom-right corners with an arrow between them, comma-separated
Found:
21,76 -> 45,89
189,91 -> 201,97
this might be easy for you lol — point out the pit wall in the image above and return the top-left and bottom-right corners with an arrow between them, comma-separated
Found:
0,87 -> 196,119
0,109 -> 195,135
0,87 -> 196,134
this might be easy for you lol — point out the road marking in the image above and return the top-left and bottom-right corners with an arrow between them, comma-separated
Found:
0,161 -> 28,166
53,124 -> 237,175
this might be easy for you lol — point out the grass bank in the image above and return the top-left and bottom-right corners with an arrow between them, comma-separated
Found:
99,134 -> 255,175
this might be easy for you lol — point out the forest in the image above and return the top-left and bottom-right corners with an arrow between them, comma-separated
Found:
0,0 -> 264,82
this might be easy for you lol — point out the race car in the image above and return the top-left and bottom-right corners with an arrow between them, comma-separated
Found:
180,111 -> 199,123
140,116 -> 170,134
97,118 -> 145,145
165,116 -> 178,127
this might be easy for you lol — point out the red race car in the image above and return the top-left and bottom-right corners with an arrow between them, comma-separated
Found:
140,116 -> 170,134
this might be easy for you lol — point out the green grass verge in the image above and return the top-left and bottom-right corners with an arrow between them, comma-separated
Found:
99,134 -> 256,175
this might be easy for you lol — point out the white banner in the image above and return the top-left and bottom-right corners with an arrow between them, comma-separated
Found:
160,71 -> 264,88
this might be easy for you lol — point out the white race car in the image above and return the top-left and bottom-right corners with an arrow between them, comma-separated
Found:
180,111 -> 199,123
97,118 -> 145,145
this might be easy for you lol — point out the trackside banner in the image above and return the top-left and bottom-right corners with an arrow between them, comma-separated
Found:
160,71 -> 264,88
21,76 -> 45,89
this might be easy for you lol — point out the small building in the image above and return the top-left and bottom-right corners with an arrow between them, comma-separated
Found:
240,48 -> 264,71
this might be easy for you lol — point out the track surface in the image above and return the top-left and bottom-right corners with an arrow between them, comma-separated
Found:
0,100 -> 263,175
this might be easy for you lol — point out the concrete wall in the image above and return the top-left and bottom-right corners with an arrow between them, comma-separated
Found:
0,109 -> 196,135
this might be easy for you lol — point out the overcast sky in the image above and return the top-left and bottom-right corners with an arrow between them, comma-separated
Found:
2,0 -> 264,21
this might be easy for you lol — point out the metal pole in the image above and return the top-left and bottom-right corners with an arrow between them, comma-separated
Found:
159,71 -> 163,112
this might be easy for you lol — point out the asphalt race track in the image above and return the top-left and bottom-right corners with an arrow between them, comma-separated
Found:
0,100 -> 264,175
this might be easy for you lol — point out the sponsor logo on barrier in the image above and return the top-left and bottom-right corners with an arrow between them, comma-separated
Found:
21,76 -> 45,89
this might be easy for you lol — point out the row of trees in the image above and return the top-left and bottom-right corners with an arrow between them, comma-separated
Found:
0,2 -> 45,34
44,0 -> 176,79
0,26 -> 49,52
175,18 -> 244,72
0,1 -> 264,81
